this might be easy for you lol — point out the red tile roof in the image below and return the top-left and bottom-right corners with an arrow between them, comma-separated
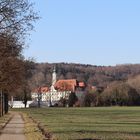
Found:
41,87 -> 49,93
32,86 -> 49,94
55,79 -> 77,92
79,82 -> 85,87
32,79 -> 86,94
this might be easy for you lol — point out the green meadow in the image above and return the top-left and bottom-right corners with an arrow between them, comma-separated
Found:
16,107 -> 140,140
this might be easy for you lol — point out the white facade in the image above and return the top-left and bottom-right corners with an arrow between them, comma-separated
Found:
9,101 -> 33,108
31,91 -> 71,105
31,92 -> 48,102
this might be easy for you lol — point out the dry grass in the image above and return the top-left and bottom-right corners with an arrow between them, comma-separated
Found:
22,113 -> 44,140
0,112 -> 12,129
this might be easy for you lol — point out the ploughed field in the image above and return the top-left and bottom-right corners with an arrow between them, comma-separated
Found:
15,107 -> 140,140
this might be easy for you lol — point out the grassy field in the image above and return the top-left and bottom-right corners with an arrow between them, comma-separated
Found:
14,107 -> 140,140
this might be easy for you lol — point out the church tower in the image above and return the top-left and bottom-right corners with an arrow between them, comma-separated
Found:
49,66 -> 57,106
52,66 -> 56,86
50,66 -> 57,92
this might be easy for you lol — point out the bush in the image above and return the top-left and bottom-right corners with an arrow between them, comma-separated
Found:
68,92 -> 78,107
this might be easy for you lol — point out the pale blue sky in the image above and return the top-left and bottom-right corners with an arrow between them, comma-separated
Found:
24,0 -> 140,66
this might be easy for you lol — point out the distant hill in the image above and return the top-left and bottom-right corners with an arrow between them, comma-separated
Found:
29,63 -> 140,90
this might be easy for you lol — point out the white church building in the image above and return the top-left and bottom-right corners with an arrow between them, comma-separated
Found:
31,67 -> 86,106
31,67 -> 71,106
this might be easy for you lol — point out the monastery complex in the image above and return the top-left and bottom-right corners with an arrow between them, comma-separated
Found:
31,67 -> 86,106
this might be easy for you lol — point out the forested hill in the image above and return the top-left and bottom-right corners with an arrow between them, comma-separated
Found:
29,63 -> 140,89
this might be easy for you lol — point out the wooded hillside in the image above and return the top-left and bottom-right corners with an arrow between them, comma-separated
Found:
29,63 -> 140,89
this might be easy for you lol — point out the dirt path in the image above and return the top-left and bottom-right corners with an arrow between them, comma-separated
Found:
0,113 -> 26,140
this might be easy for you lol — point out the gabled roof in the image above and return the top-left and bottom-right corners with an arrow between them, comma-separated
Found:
55,79 -> 77,91
32,79 -> 86,94
32,86 -> 49,94
41,87 -> 49,93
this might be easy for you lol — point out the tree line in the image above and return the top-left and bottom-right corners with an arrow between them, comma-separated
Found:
0,0 -> 38,115
30,62 -> 140,89
83,77 -> 140,107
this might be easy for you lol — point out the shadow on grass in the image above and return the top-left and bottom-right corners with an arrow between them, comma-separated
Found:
75,139 -> 100,140
53,130 -> 140,136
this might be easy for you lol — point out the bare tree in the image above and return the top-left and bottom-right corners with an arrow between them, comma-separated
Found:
0,0 -> 38,37
0,0 -> 39,114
